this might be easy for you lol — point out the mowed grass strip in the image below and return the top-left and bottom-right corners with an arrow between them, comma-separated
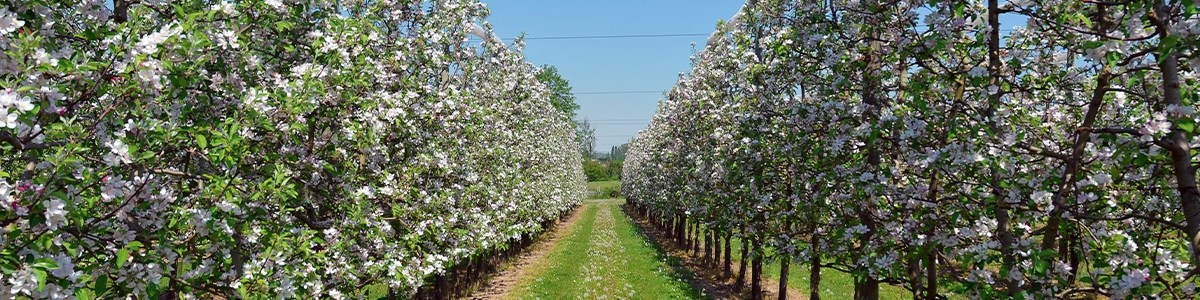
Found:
510,199 -> 702,299
608,201 -> 704,299
508,203 -> 599,299
586,180 -> 621,191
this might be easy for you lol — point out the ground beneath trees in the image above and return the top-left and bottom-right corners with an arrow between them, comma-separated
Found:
468,198 -> 813,300
467,200 -> 588,300
624,206 -> 808,300
470,199 -> 703,299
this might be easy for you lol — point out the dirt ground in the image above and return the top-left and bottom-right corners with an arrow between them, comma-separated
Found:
466,205 -> 587,300
465,201 -> 806,300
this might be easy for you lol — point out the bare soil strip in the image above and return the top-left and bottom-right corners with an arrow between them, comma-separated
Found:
624,205 -> 808,300
466,205 -> 587,300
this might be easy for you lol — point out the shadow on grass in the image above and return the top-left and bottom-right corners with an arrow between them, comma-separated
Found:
620,203 -> 732,300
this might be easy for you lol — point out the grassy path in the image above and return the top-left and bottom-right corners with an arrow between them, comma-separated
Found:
506,199 -> 702,299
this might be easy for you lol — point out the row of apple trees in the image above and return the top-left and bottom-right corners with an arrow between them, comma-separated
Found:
0,0 -> 585,298
624,0 -> 1198,299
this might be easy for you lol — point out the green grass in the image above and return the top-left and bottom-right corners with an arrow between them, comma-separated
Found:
609,200 -> 704,299
586,180 -> 622,199
719,238 -> 906,299
511,199 -> 701,299
720,234 -> 966,300
587,180 -> 621,190
509,203 -> 599,298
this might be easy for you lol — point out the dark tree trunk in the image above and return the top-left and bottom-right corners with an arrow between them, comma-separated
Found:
853,276 -> 879,300
925,249 -> 937,300
908,255 -> 922,299
751,238 -> 764,300
677,216 -> 687,247
985,0 -> 1022,296
737,236 -> 749,291
1151,0 -> 1200,267
724,232 -> 733,278
810,247 -> 822,300
713,230 -> 722,267
705,228 -> 715,265
779,256 -> 790,300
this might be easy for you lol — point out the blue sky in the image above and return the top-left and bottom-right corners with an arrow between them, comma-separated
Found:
480,1 -> 746,152
479,1 -> 1027,152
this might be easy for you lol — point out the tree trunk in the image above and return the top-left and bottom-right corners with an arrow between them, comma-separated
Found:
677,216 -> 686,247
985,0 -> 1022,295
737,236 -> 749,291
685,218 -> 693,249
809,247 -> 822,300
436,273 -> 449,299
925,249 -> 937,300
713,230 -> 722,267
908,255 -> 922,299
725,232 -> 733,278
751,238 -> 764,300
857,4 -> 884,297
1151,0 -> 1200,266
853,276 -> 879,300
779,256 -> 790,300
705,228 -> 715,265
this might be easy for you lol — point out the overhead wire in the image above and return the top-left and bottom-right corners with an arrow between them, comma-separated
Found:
574,90 -> 665,95
468,33 -> 710,42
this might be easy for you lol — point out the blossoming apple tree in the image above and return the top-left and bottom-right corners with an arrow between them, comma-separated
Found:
0,0 -> 584,298
625,0 -> 1199,299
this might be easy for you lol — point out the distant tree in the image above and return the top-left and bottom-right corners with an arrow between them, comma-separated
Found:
606,159 -> 623,180
582,159 -> 609,181
536,65 -> 579,121
609,143 -> 630,161
576,118 -> 596,159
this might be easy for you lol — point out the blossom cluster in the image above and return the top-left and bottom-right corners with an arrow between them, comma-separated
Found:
625,0 -> 1198,298
0,0 -> 584,298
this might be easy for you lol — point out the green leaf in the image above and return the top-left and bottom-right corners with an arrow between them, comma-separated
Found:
75,288 -> 96,300
115,248 -> 129,270
147,281 -> 161,298
0,253 -> 15,273
32,258 -> 57,270
115,241 -> 143,269
1106,51 -> 1121,67
94,274 -> 109,296
1161,35 -> 1180,57
1179,118 -> 1196,133
34,268 -> 47,292
196,134 -> 208,149
1034,259 -> 1049,275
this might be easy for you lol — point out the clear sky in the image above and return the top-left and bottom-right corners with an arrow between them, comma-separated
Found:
480,1 -> 746,152
479,1 -> 1027,153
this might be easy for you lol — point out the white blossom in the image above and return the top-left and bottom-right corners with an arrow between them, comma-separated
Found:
43,199 -> 67,230
0,8 -> 23,36
135,24 -> 181,55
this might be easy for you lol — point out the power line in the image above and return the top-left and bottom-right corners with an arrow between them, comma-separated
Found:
575,90 -> 665,95
476,33 -> 709,41
584,118 -> 651,121
468,27 -> 1024,43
